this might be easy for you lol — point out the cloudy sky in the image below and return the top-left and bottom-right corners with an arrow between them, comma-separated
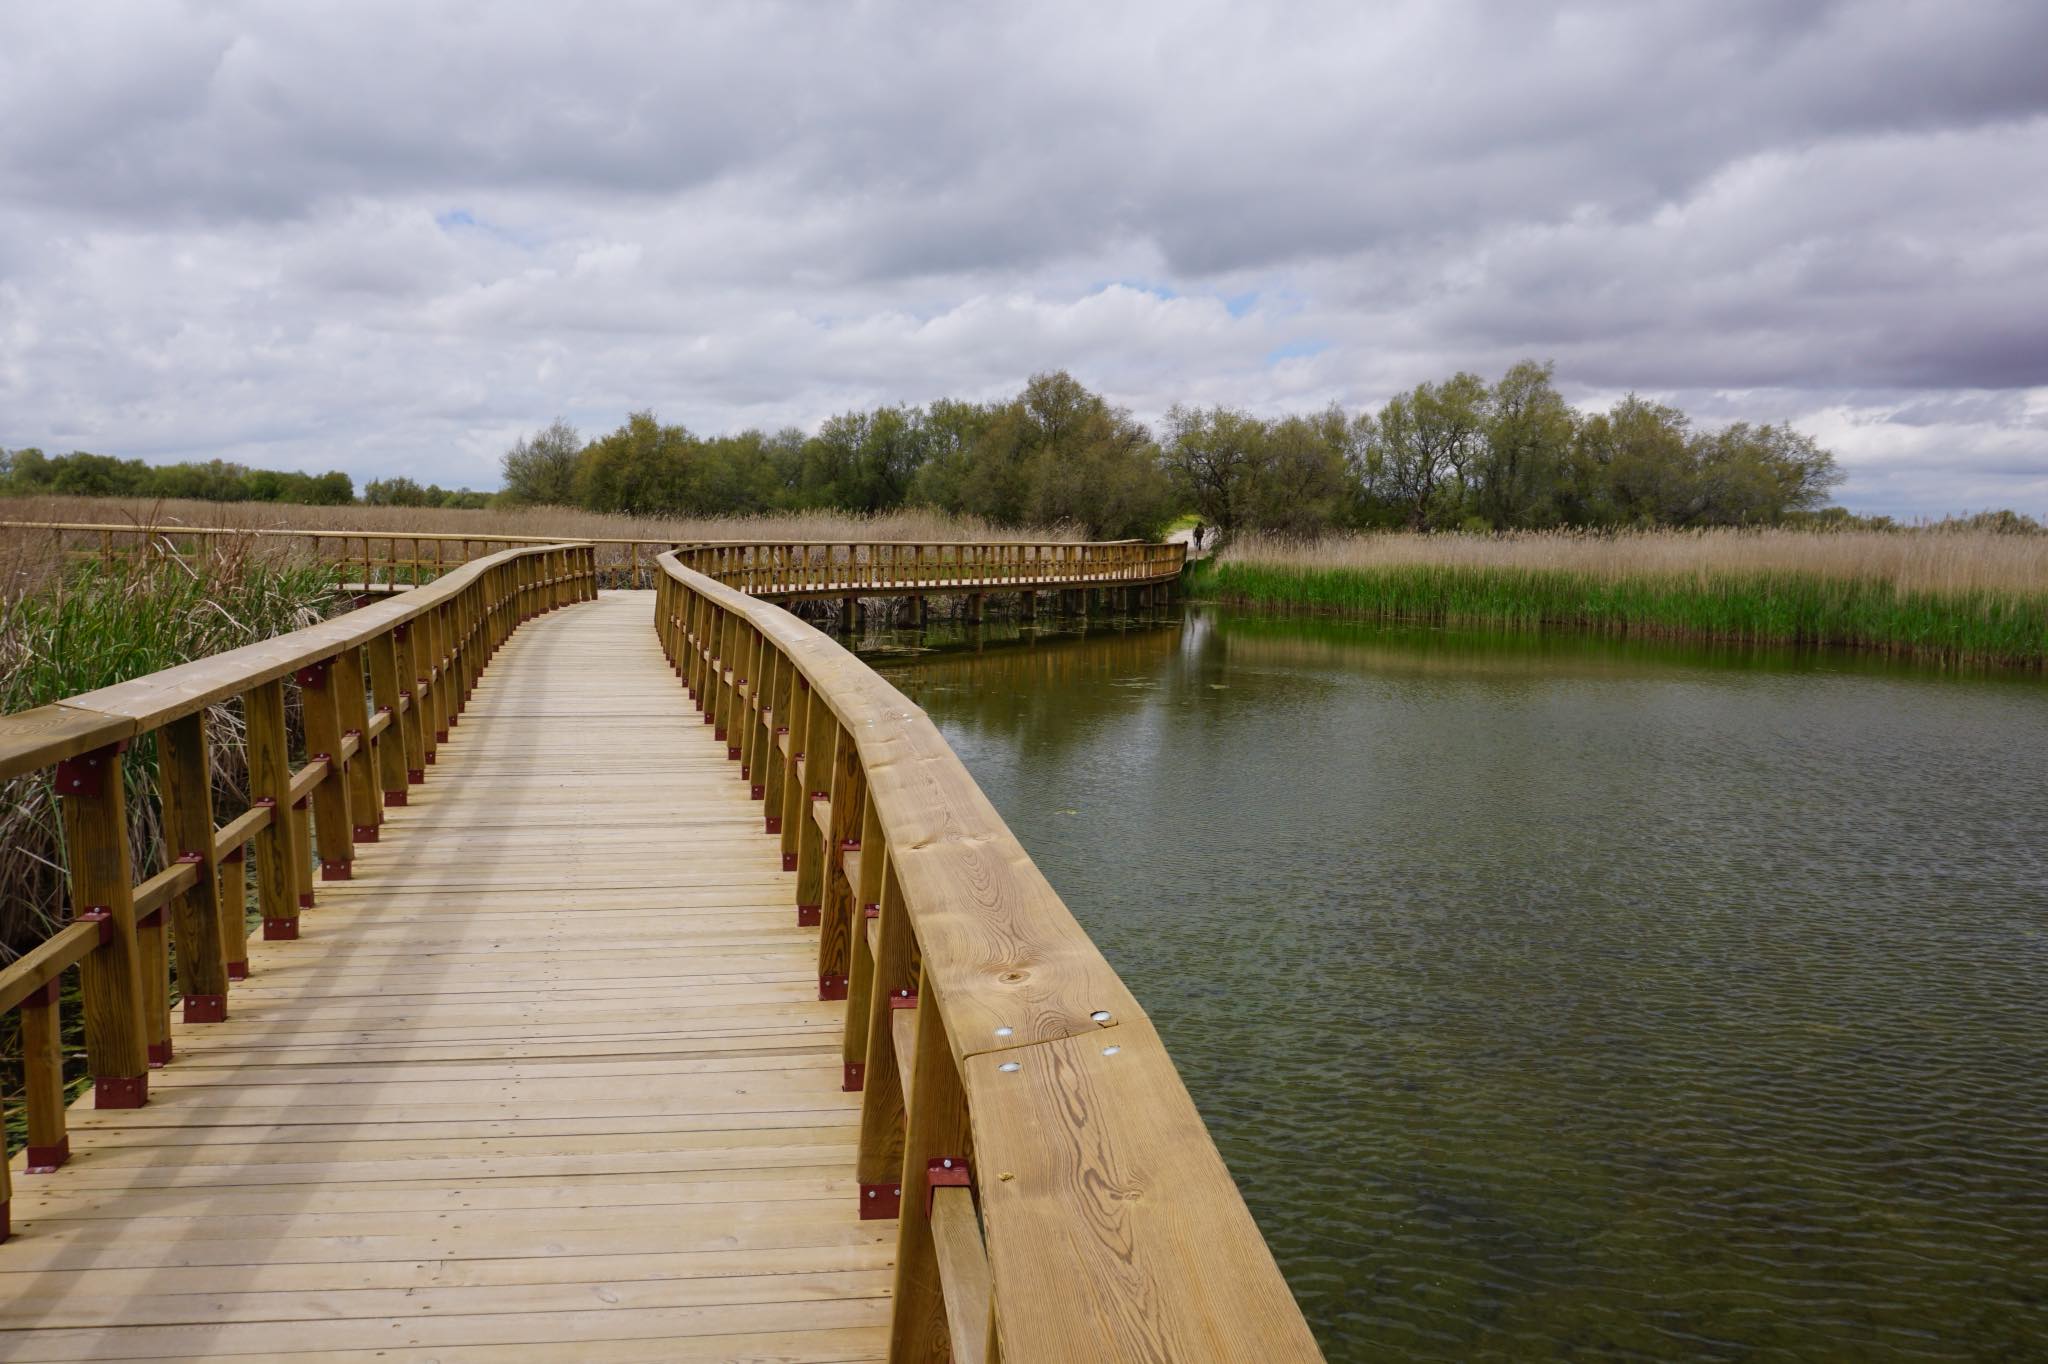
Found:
2,1 -> 2043,517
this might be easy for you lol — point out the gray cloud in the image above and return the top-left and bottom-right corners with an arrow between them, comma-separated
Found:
1,0 -> 2043,518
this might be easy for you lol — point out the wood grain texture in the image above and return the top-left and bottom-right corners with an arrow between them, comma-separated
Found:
1,590 -> 886,1362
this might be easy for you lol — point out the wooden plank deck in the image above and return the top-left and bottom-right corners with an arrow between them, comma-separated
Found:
1,590 -> 891,1362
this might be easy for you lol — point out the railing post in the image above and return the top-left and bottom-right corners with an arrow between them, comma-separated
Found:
245,679 -> 303,941
298,657 -> 354,881
334,646 -> 380,843
817,732 -> 863,1001
856,856 -> 911,1215
392,623 -> 427,785
219,842 -> 250,979
158,712 -> 229,1022
20,978 -> 68,1172
889,974 -> 973,1360
57,741 -> 150,1105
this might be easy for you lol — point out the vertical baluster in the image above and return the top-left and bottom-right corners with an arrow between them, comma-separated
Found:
21,978 -> 69,1172
889,973 -> 974,1358
842,808 -> 886,1092
818,736 -> 863,1001
855,856 -> 912,1215
159,712 -> 229,1023
297,656 -> 354,882
245,679 -> 303,941
792,686 -> 830,917
55,741 -> 148,1107
219,841 -> 250,980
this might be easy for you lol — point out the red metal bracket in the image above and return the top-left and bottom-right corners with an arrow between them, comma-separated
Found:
353,823 -> 380,842
75,905 -> 113,945
136,905 -> 164,930
25,1134 -> 69,1173
859,1181 -> 902,1220
321,859 -> 352,881
174,850 -> 207,886
765,815 -> 783,836
183,993 -> 227,1024
926,1157 -> 971,1216
839,839 -> 860,854
843,1060 -> 865,1092
53,739 -> 128,799
750,784 -> 764,801
294,662 -> 329,688
147,1038 -> 172,1068
94,1074 -> 147,1109
796,903 -> 820,927
226,958 -> 249,980
263,917 -> 299,941
819,973 -> 847,1001
888,989 -> 918,1010
865,903 -> 880,919
782,852 -> 798,872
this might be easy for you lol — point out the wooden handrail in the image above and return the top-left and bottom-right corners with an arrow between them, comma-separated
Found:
653,549 -> 1319,1360
0,541 -> 598,1234
672,538 -> 1187,599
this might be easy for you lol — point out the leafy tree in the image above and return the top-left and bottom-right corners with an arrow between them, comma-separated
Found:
1162,405 -> 1263,537
1362,373 -> 1489,528
500,420 -> 582,506
363,476 -> 431,507
1474,361 -> 1573,528
574,411 -> 696,514
1251,407 -> 1355,537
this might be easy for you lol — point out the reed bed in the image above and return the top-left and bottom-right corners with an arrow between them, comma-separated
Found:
0,495 -> 1084,547
1,540 -> 340,1146
1191,530 -> 2048,666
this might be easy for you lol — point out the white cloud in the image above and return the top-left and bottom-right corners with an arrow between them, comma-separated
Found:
0,0 -> 2043,517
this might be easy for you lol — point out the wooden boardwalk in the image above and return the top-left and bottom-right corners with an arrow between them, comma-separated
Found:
1,591 -> 891,1361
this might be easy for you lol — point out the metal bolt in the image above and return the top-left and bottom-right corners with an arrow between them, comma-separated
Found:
998,1061 -> 1021,1073
1090,1010 -> 1111,1023
1102,1045 -> 1121,1057
994,1026 -> 1013,1038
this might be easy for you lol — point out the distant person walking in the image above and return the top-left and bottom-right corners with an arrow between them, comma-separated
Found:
1193,522 -> 1206,551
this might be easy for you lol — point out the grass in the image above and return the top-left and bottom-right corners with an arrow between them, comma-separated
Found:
1,537 -> 340,1149
1189,530 -> 2048,667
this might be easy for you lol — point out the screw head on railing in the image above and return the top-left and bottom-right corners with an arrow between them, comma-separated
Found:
994,1026 -> 1013,1038
1090,1010 -> 1112,1024
997,1060 -> 1021,1073
1102,1045 -> 1121,1056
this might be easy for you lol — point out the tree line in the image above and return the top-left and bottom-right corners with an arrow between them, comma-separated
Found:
8,362 -> 1894,537
0,449 -> 359,506
502,364 -> 1852,538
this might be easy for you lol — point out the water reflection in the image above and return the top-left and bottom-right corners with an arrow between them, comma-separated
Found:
871,607 -> 2048,1362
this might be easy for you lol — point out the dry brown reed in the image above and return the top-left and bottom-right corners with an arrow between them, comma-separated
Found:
1218,528 -> 2048,598
0,496 -> 1085,546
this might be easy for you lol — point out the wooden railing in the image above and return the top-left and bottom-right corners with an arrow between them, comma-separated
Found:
674,539 -> 1186,597
0,542 -> 596,1239
0,521 -> 678,589
655,549 -> 1319,1361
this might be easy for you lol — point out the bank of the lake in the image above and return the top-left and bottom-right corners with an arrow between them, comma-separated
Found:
864,607 -> 2048,1361
1185,531 -> 2048,667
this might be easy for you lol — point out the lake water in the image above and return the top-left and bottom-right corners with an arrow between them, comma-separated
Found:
862,607 -> 2048,1362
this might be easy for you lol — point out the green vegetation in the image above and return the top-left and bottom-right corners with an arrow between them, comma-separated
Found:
1163,361 -> 1852,538
500,373 -> 1172,539
1188,539 -> 2048,667
1,448 -> 358,506
0,543 -> 340,1148
0,546 -> 339,956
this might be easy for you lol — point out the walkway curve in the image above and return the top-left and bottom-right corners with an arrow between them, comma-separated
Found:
0,591 -> 889,1362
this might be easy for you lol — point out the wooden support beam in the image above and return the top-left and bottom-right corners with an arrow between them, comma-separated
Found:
158,711 -> 228,1023
57,740 -> 149,1106
244,678 -> 302,941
